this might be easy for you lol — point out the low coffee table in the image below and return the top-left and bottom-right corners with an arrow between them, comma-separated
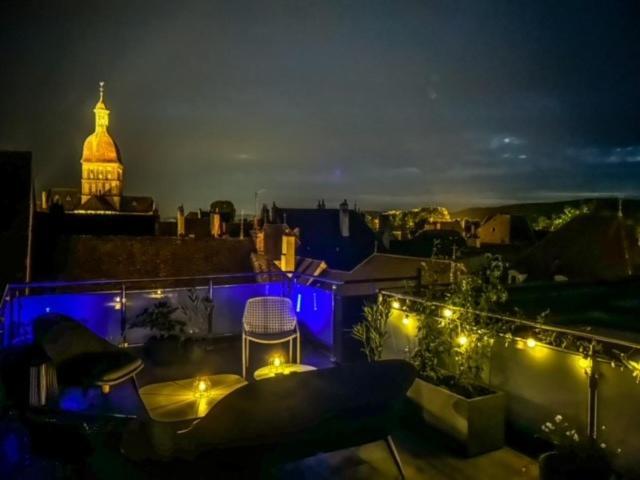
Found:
253,363 -> 317,381
138,374 -> 247,422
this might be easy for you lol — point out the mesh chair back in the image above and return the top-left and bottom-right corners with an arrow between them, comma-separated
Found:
242,297 -> 297,334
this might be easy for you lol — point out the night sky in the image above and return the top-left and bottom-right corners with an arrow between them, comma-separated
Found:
1,0 -> 640,215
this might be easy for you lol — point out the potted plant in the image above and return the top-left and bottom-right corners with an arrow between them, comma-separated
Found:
409,254 -> 510,456
179,288 -> 214,362
128,301 -> 184,366
354,254 -> 510,456
352,299 -> 391,362
538,415 -> 616,480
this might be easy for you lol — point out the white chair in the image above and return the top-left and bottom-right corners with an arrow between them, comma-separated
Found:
242,296 -> 300,378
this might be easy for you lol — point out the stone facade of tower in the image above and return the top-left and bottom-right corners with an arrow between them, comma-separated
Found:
80,82 -> 124,210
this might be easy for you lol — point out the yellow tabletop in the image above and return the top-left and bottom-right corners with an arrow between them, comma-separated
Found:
253,363 -> 317,381
138,374 -> 247,422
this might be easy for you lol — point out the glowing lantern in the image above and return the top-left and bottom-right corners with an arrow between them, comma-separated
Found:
192,376 -> 213,398
392,300 -> 401,310
526,337 -> 537,348
457,334 -> 468,347
579,356 -> 593,373
442,308 -> 453,319
270,354 -> 285,374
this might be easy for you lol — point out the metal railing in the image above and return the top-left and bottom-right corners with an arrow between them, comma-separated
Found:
379,288 -> 640,462
0,272 -> 344,347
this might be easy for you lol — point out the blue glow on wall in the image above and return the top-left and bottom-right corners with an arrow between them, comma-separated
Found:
1,281 -> 330,347
290,283 -> 334,347
4,292 -> 123,345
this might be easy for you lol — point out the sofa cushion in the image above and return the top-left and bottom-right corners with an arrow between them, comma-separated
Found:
58,351 -> 143,386
33,314 -> 115,364
32,314 -> 142,388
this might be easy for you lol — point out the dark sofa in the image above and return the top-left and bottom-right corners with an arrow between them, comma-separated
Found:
32,314 -> 143,395
122,359 -> 416,477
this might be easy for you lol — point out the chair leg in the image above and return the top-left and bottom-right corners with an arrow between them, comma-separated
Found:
297,333 -> 301,364
385,436 -> 405,479
242,334 -> 246,378
289,338 -> 293,363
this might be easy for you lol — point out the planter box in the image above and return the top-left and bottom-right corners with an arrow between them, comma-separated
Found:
407,377 -> 506,456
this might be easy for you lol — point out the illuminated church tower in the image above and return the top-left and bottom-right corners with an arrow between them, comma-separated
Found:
80,82 -> 124,210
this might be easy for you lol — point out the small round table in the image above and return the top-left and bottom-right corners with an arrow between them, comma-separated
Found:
253,363 -> 317,381
138,374 -> 247,422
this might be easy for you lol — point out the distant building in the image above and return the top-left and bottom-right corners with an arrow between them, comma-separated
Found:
476,214 -> 535,246
390,229 -> 466,259
513,211 -> 640,282
40,83 -> 156,235
32,236 -> 254,281
425,219 -> 464,234
324,253 -> 459,296
268,200 -> 377,271
158,202 -> 244,238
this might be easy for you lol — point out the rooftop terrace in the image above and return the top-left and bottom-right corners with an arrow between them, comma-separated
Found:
1,272 -> 637,478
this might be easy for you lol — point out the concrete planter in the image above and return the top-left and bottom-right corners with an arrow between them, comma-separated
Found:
407,377 -> 506,456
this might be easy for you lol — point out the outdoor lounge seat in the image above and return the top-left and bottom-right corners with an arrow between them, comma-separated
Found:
32,314 -> 143,395
242,296 -> 300,378
122,359 -> 416,478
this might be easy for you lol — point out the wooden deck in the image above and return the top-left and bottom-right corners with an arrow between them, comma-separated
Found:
278,426 -> 538,479
28,336 -> 539,479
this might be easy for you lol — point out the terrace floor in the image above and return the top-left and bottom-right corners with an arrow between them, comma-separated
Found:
5,335 -> 539,479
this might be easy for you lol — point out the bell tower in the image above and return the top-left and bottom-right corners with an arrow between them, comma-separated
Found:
80,82 -> 124,210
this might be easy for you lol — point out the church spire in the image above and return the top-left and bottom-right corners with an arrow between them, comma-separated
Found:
93,81 -> 110,131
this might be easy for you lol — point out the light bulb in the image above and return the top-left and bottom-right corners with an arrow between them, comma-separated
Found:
526,337 -> 537,348
457,335 -> 468,346
579,357 -> 592,372
193,376 -> 212,398
442,308 -> 453,319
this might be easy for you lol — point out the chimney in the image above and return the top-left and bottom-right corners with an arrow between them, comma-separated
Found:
261,203 -> 271,226
256,230 -> 265,254
210,208 -> 222,238
281,228 -> 298,273
339,199 -> 350,237
177,205 -> 185,237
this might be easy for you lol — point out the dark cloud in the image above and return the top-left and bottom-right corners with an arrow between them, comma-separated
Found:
1,0 -> 639,212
